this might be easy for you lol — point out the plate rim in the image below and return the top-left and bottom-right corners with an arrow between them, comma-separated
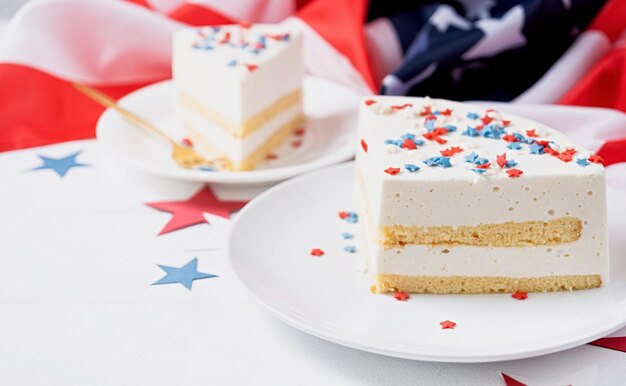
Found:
227,161 -> 626,363
96,77 -> 360,185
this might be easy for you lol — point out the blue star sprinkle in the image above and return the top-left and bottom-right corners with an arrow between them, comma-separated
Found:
471,168 -> 487,174
530,144 -> 545,154
384,139 -> 403,147
424,156 -> 452,168
505,160 -> 518,168
404,163 -> 420,172
462,126 -> 480,137
464,152 -> 478,163
507,142 -> 522,150
481,124 -> 505,139
152,257 -> 217,291
425,119 -> 435,132
344,246 -> 357,254
444,124 -> 457,132
467,112 -> 480,120
341,211 -> 359,223
576,158 -> 590,167
198,165 -> 215,172
341,232 -> 354,239
32,151 -> 88,177
227,59 -> 238,66
474,157 -> 489,165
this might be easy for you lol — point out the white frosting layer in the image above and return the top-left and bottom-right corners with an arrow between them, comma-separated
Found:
355,96 -> 609,282
173,24 -> 303,124
180,102 -> 302,167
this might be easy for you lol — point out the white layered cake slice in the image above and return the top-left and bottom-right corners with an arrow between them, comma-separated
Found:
356,96 -> 609,294
173,24 -> 304,170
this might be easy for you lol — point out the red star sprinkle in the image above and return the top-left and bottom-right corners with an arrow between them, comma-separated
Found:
394,291 -> 410,301
219,32 -> 231,44
361,139 -> 368,152
401,138 -> 417,150
544,147 -> 559,156
245,63 -> 258,72
526,129 -> 538,137
440,146 -> 463,156
440,108 -> 453,116
420,106 -> 432,116
266,153 -> 278,160
423,132 -> 447,144
563,148 -> 577,155
475,163 -> 491,169
338,211 -> 349,219
364,99 -> 376,106
506,168 -> 523,178
481,115 -> 493,125
424,114 -> 437,122
502,120 -> 511,126
384,167 -> 401,175
310,248 -> 325,257
476,124 -> 484,131
535,140 -> 550,147
391,103 -> 412,110
502,134 -> 518,143
291,140 -> 302,148
146,187 -> 247,236
181,137 -> 193,147
440,320 -> 456,329
557,152 -> 573,162
588,154 -> 604,164
512,291 -> 528,300
294,127 -> 305,136
496,153 -> 507,168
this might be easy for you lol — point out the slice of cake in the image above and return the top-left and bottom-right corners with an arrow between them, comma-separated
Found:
173,24 -> 304,171
356,96 -> 609,294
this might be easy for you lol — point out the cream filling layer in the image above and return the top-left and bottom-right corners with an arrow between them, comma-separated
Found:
180,102 -> 303,167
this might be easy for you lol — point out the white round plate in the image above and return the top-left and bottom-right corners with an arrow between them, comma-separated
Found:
228,162 -> 626,362
96,77 -> 360,184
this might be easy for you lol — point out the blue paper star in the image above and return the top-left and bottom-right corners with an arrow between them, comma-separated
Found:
32,151 -> 88,177
152,257 -> 217,290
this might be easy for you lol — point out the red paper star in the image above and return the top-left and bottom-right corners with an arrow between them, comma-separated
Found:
511,291 -> 528,300
589,336 -> 626,353
361,139 -> 368,152
440,320 -> 456,329
501,373 -> 527,386
384,167 -> 401,175
364,99 -> 376,106
146,187 -> 247,235
526,129 -> 538,138
588,154 -> 604,164
310,248 -> 325,257
496,153 -> 507,168
440,146 -> 463,156
506,168 -> 523,178
394,291 -> 410,301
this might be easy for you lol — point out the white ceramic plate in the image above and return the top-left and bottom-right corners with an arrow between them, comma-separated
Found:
96,77 -> 361,184
228,162 -> 626,362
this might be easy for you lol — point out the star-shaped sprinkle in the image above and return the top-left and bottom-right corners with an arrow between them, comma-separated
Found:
146,187 -> 247,235
394,291 -> 410,301
404,164 -> 420,172
506,168 -> 523,178
424,156 -> 452,168
31,151 -> 88,177
529,144 -> 544,154
440,146 -> 463,156
474,162 -> 491,169
557,152 -> 573,162
577,158 -> 590,167
344,246 -> 356,253
341,232 -> 353,239
467,112 -> 479,119
310,248 -> 325,257
462,126 -> 480,137
481,115 -> 493,125
338,211 -> 358,223
507,142 -> 522,150
502,134 -> 518,143
496,153 -> 507,168
152,257 -> 217,291
245,63 -> 258,72
588,154 -> 604,164
423,131 -> 448,144
526,129 -> 538,137
464,152 -> 478,163
440,320 -> 456,329
440,108 -> 453,116
181,138 -> 193,147
401,138 -> 418,150
360,139 -> 368,152
471,168 -> 487,174
385,167 -> 401,175
364,99 -> 376,106
512,290 -> 528,300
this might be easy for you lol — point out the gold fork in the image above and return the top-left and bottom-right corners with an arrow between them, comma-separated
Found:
73,83 -> 225,170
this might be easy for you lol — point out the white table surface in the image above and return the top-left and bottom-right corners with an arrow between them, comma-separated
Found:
2,19 -> 626,386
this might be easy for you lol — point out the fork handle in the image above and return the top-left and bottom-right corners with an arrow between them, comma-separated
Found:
73,83 -> 175,145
